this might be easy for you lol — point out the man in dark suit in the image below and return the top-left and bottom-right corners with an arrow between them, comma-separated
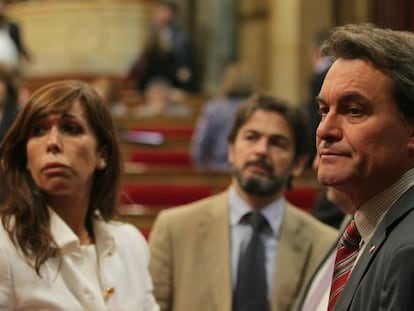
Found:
305,28 -> 332,168
315,23 -> 414,310
128,0 -> 193,91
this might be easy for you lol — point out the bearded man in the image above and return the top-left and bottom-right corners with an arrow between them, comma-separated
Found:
149,92 -> 336,311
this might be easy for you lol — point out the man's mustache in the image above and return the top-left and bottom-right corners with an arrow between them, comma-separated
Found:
244,159 -> 274,174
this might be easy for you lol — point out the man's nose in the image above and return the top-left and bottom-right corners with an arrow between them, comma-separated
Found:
316,112 -> 343,143
253,137 -> 269,155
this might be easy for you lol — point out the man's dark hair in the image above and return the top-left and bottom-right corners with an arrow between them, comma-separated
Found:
228,92 -> 310,160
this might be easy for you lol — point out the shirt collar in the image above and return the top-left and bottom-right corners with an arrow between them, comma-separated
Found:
228,186 -> 285,236
49,208 -> 115,257
355,168 -> 414,244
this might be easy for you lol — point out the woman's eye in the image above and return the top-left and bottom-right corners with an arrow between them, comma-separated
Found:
63,123 -> 83,134
30,124 -> 48,137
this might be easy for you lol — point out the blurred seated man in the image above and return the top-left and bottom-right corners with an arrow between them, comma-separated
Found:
133,77 -> 191,117
127,1 -> 193,91
191,62 -> 256,170
91,77 -> 129,117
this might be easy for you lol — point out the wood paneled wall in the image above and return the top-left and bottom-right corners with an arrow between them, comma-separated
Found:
8,1 -> 155,77
9,0 -> 399,101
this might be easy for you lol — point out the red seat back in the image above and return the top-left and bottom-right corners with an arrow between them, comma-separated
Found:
120,184 -> 214,206
285,187 -> 320,213
128,150 -> 192,167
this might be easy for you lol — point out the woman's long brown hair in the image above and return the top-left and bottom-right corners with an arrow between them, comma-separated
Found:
0,80 -> 122,275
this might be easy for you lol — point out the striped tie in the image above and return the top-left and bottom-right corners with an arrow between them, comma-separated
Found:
328,220 -> 361,311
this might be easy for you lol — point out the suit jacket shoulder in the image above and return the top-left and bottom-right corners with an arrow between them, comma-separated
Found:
152,191 -> 228,229
271,203 -> 337,310
149,191 -> 231,311
336,186 -> 414,311
149,193 -> 337,311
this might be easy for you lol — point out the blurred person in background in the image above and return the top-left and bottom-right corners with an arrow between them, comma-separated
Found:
0,0 -> 31,72
127,0 -> 193,92
0,61 -> 19,142
91,77 -> 129,117
304,28 -> 332,167
191,62 -> 257,170
133,77 -> 191,117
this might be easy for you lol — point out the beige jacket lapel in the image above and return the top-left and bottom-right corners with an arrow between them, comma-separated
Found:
271,203 -> 312,311
197,192 -> 233,311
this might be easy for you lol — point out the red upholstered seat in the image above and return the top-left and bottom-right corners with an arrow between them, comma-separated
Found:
120,184 -> 214,207
140,229 -> 151,240
285,187 -> 320,213
128,150 -> 192,167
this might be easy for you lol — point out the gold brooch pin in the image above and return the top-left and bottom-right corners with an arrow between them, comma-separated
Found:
104,286 -> 115,300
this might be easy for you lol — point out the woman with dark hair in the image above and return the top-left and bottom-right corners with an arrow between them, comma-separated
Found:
0,80 -> 159,310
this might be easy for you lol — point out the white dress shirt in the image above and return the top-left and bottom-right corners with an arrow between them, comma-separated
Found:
0,209 -> 159,311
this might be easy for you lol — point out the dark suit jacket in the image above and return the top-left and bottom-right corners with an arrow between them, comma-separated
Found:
334,185 -> 414,311
312,191 -> 345,229
8,22 -> 29,59
305,65 -> 330,168
293,215 -> 352,311
0,100 -> 17,141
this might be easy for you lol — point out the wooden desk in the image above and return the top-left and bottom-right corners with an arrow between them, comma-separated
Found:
122,162 -> 231,193
117,166 -> 321,237
114,115 -> 198,129
120,140 -> 191,155
115,204 -> 162,238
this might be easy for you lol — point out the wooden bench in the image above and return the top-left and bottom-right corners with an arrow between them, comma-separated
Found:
116,184 -> 322,239
113,115 -> 198,129
122,162 -> 231,191
117,165 -> 321,238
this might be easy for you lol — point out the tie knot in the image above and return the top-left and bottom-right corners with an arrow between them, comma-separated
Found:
341,220 -> 361,249
247,212 -> 268,234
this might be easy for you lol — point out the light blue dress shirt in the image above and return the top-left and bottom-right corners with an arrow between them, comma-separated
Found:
228,186 -> 285,299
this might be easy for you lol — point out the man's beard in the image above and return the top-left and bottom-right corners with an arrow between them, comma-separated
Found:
232,159 -> 289,196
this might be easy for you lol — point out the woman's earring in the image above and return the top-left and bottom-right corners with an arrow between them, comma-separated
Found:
97,159 -> 107,170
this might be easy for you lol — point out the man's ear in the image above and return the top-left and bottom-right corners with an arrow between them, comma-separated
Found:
291,154 -> 309,178
407,122 -> 414,153
228,143 -> 235,166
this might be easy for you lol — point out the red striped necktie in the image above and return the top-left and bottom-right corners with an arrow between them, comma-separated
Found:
328,219 -> 361,311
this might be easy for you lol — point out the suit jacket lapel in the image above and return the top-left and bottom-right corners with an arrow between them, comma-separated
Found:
333,224 -> 386,311
334,186 -> 414,311
295,214 -> 353,310
272,203 -> 313,310
197,192 -> 233,311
